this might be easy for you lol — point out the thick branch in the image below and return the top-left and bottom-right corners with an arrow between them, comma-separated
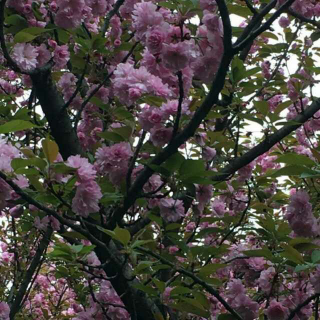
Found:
234,0 -> 297,53
30,69 -> 83,160
213,98 -> 320,182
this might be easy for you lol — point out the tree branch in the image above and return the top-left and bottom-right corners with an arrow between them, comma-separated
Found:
9,228 -> 53,320
136,247 -> 243,320
233,0 -> 297,54
212,97 -> 320,182
287,294 -> 320,320
101,0 -> 125,36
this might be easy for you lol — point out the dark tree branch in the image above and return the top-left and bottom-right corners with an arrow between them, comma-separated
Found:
126,130 -> 146,193
234,0 -> 297,54
244,0 -> 258,15
110,41 -> 234,227
9,228 -> 53,320
287,294 -> 320,320
136,247 -> 243,320
219,182 -> 252,245
234,0 -> 277,47
101,0 -> 126,35
288,8 -> 320,28
0,172 -> 163,319
212,97 -> 320,182
61,55 -> 90,113
216,0 -> 233,52
171,71 -> 184,139
30,69 -> 83,160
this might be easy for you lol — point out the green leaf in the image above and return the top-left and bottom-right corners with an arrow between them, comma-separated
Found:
280,244 -> 304,264
171,299 -> 210,318
11,158 -> 47,171
179,159 -> 205,176
14,31 -> 37,43
295,264 -> 312,273
42,138 -> 59,163
275,153 -> 315,167
98,131 -> 124,142
254,101 -> 269,116
198,263 -> 227,276
244,249 -> 274,261
114,226 -> 131,246
270,165 -> 316,177
132,283 -> 158,295
312,250 -> 320,263
0,120 -> 38,133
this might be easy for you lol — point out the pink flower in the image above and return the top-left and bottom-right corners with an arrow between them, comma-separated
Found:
53,45 -> 70,69
13,43 -> 39,71
162,42 -> 191,71
138,105 -> 164,131
159,198 -> 185,222
9,205 -> 23,218
34,216 -> 50,231
55,0 -> 85,29
265,300 -> 289,320
196,184 -> 213,205
36,44 -> 51,67
146,26 -> 167,54
150,124 -> 172,147
202,147 -> 216,161
310,265 -> 320,293
72,180 -> 102,217
279,16 -> 290,28
95,142 -> 133,174
0,301 -> 10,320
67,155 -> 96,182
212,198 -> 226,217
285,190 -> 320,237
132,1 -> 164,40
1,252 -> 14,264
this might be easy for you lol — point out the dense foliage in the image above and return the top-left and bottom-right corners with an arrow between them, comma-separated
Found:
2,0 -> 320,319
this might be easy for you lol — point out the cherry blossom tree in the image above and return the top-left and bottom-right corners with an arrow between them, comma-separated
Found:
1,0 -> 320,319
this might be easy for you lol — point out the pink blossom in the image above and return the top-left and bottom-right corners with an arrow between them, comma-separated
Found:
310,265 -> 320,293
72,180 -> 102,217
212,198 -> 226,217
196,184 -> 213,205
265,300 -> 289,320
95,142 -> 133,174
13,43 -> 38,71
34,216 -> 50,231
146,27 -> 167,54
9,205 -> 23,218
202,147 -> 216,161
0,302 -> 9,320
53,45 -> 70,69
113,63 -> 171,105
1,252 -> 14,264
279,16 -> 290,28
150,124 -> 172,147
67,155 -> 96,182
36,44 -> 51,67
258,267 -> 276,292
55,0 -> 86,29
159,198 -> 185,222
138,105 -> 164,131
132,1 -> 164,40
286,190 -> 320,237
162,42 -> 191,71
